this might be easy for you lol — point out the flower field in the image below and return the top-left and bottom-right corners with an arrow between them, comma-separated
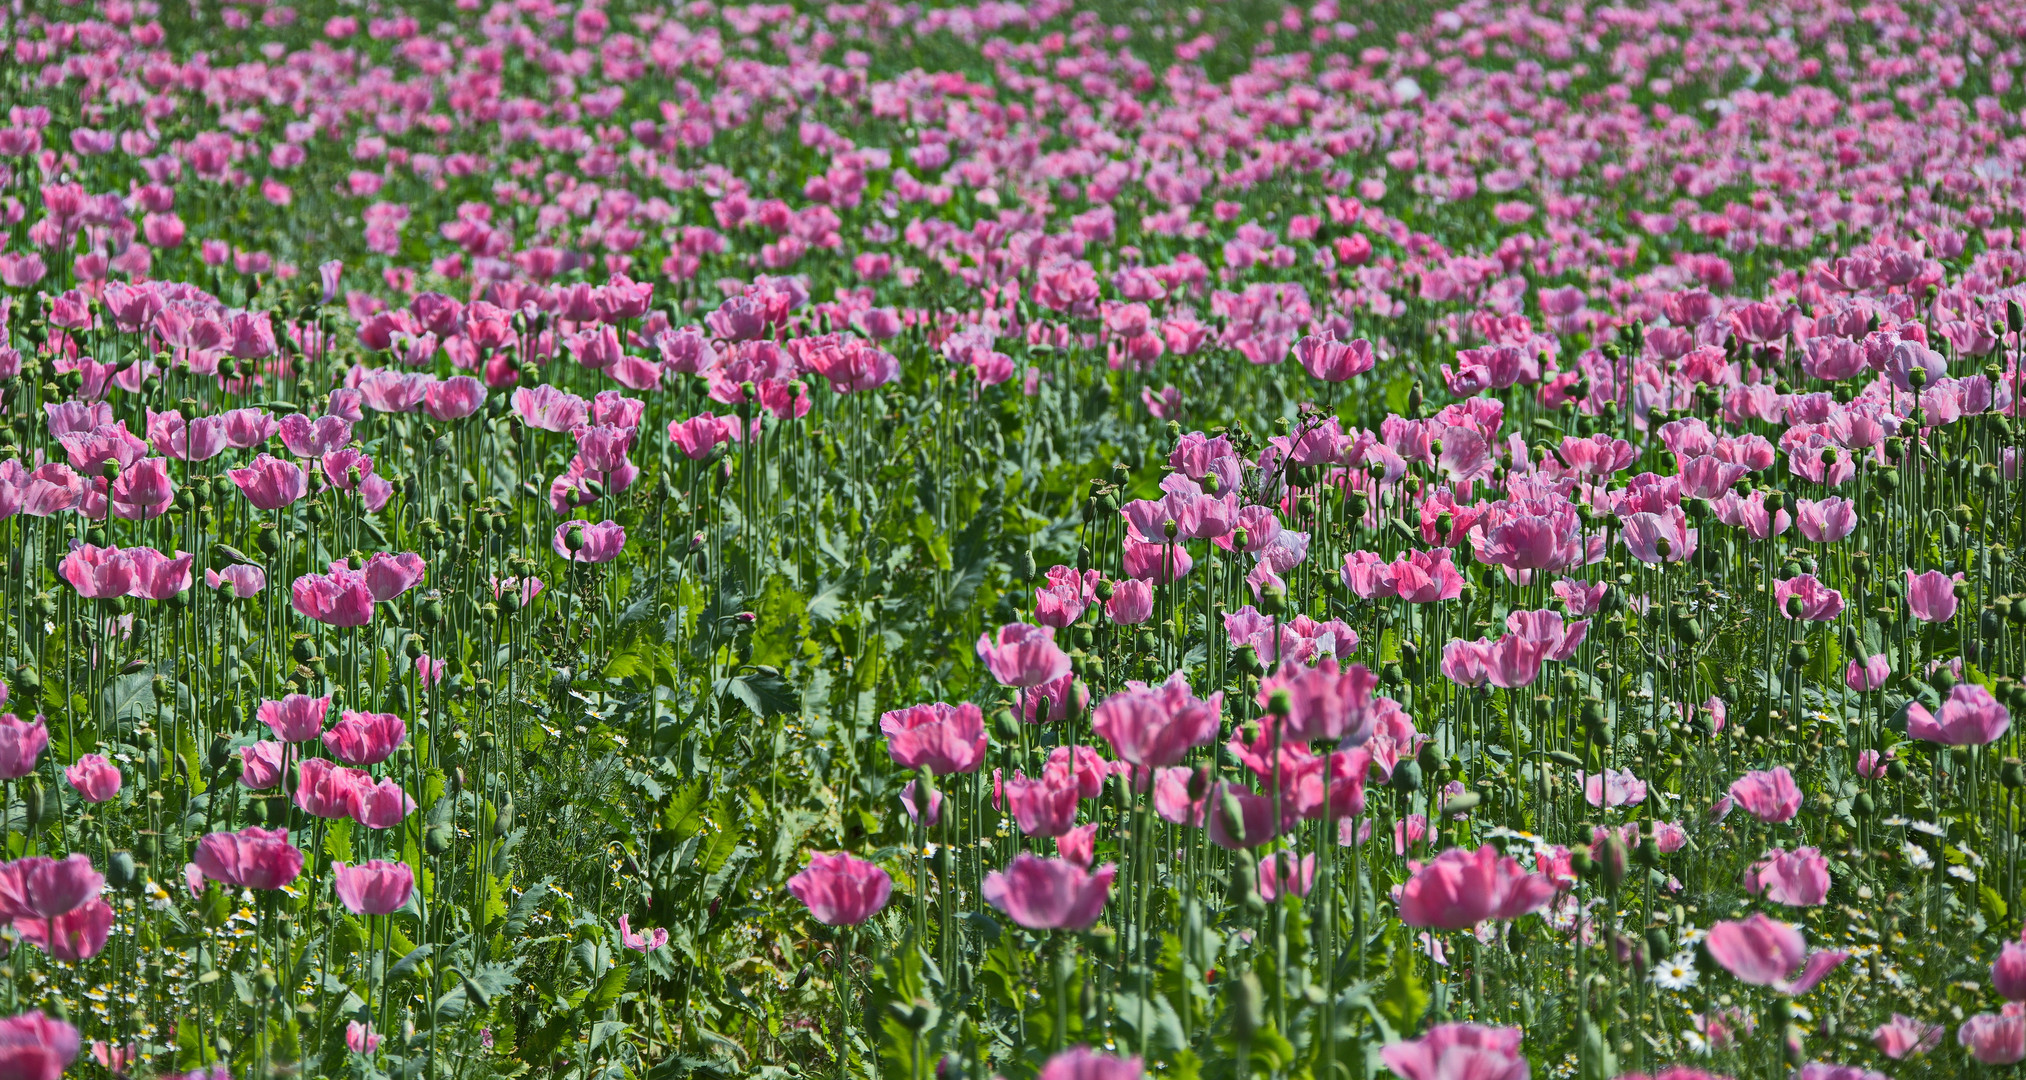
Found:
2,0 -> 2025,1076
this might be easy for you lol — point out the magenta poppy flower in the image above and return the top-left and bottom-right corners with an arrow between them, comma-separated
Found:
786,851 -> 892,927
552,520 -> 626,563
878,702 -> 987,775
192,828 -> 304,891
981,853 -> 1113,931
331,860 -> 414,916
975,623 -> 1071,688
1906,683 -> 2010,746
1704,912 -> 1847,995
1396,845 -> 1556,930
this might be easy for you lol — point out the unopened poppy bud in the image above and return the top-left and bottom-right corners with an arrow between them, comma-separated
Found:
1230,971 -> 1265,1035
21,777 -> 44,830
1219,789 -> 1249,844
1599,832 -> 1629,891
2002,759 -> 2026,788
992,708 -> 1020,742
1186,766 -> 1211,801
2008,298 -> 2023,333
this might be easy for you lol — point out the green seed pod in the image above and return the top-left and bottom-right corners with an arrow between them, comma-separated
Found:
106,851 -> 137,891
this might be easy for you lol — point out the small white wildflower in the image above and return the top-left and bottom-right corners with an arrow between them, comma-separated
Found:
1653,953 -> 1698,990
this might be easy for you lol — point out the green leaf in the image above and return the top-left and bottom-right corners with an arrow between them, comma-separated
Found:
1374,936 -> 1429,1037
175,1016 -> 205,1071
102,670 -> 155,725
520,1014 -> 574,1064
587,963 -> 630,1011
806,580 -> 846,623
720,667 -> 799,719
604,639 -> 666,684
587,1019 -> 630,1053
751,576 -> 809,668
660,781 -> 708,840
697,825 -> 740,875
389,944 -> 434,981
1110,991 -> 1186,1056
504,879 -> 552,938
322,817 -> 353,864
1983,884 -> 2009,922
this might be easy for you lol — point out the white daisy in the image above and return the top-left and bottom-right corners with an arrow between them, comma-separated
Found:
1653,952 -> 1698,990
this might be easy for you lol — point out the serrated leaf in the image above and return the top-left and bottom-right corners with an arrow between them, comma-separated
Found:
660,781 -> 708,840
719,667 -> 799,719
389,944 -> 434,981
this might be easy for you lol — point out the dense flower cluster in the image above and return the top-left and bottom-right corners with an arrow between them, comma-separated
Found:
0,0 -> 2024,1074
